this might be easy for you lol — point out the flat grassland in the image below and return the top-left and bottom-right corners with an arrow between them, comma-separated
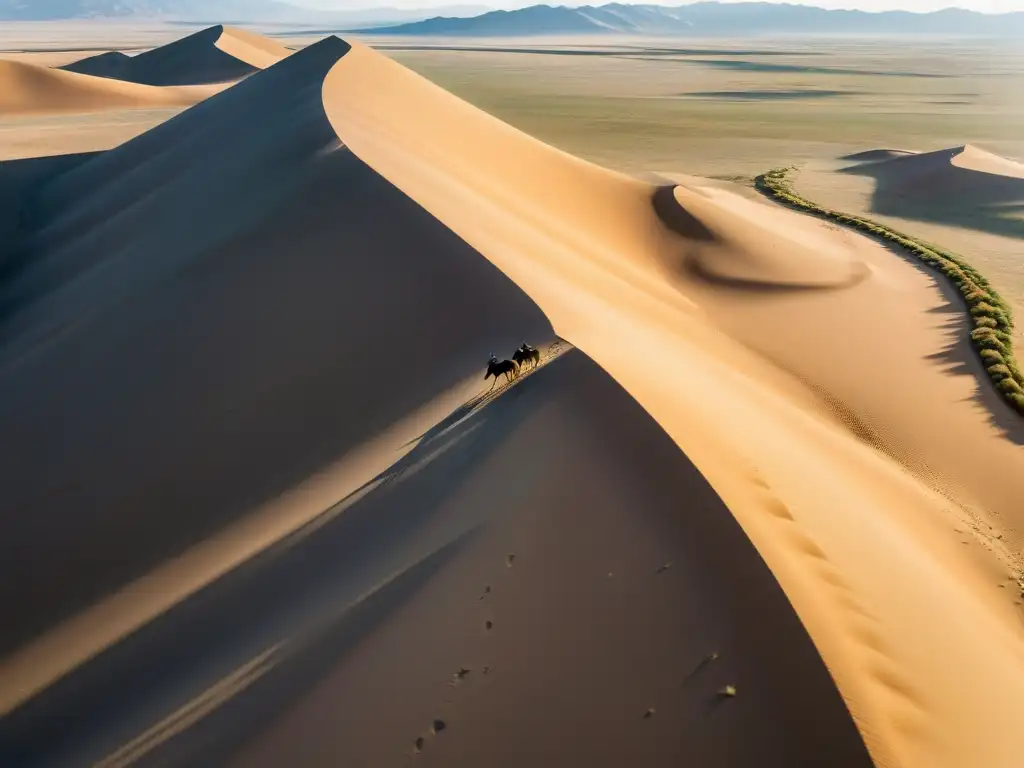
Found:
6,27 -> 1024,175
366,36 -> 1024,179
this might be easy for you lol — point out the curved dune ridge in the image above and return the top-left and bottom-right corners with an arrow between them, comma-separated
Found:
953,143 -> 1024,179
0,59 -> 225,116
669,184 -> 865,288
0,32 -> 1022,768
61,25 -> 290,86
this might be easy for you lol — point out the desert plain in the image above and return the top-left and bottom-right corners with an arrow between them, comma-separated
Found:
0,19 -> 1022,768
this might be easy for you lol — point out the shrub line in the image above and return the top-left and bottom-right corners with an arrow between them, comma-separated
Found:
755,166 -> 1024,416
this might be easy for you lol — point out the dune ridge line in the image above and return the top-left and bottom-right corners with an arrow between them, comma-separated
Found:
757,166 -> 1024,416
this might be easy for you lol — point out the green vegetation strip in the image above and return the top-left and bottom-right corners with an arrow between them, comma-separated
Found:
756,167 -> 1024,416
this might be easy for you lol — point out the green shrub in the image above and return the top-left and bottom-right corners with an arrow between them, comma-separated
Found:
988,364 -> 1012,381
975,317 -> 999,329
972,333 -> 1007,353
998,378 -> 1023,394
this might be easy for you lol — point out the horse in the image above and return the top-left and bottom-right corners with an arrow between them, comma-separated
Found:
485,359 -> 520,389
513,345 -> 540,371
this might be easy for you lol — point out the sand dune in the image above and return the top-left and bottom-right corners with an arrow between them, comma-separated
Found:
842,143 -> 1024,196
0,59 -> 224,115
840,143 -> 1024,237
62,25 -> 290,86
0,30 -> 1023,768
953,143 -> 1024,179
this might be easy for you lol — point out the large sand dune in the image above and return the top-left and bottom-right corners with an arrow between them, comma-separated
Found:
0,31 -> 1022,768
840,144 -> 1024,237
0,59 -> 224,116
843,144 -> 1024,190
61,25 -> 290,86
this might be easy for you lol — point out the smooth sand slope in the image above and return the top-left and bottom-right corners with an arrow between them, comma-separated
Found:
62,25 -> 290,86
0,32 -> 1022,768
0,59 -> 223,116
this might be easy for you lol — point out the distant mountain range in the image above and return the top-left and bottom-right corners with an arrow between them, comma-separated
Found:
362,2 -> 1024,36
0,0 -> 487,25
3,0 -> 1021,36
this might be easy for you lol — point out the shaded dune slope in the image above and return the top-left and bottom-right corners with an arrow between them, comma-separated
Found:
61,25 -> 289,86
0,352 -> 871,768
0,59 -> 222,116
0,36 -> 552,662
0,36 -> 873,768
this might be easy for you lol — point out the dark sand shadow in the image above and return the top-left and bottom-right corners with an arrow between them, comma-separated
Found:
0,150 -> 104,272
0,362 -> 541,766
679,89 -> 855,101
664,59 -> 948,77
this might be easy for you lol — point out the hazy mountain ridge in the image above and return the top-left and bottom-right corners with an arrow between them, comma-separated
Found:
363,2 -> 1024,36
0,0 -> 487,23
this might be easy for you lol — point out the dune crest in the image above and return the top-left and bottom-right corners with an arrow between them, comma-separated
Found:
62,25 -> 289,86
953,144 -> 1024,179
0,59 -> 225,116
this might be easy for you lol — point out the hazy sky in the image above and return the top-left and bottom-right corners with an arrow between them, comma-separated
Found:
294,0 -> 1024,9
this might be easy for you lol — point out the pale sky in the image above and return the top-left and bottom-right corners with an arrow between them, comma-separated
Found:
294,0 -> 1024,10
